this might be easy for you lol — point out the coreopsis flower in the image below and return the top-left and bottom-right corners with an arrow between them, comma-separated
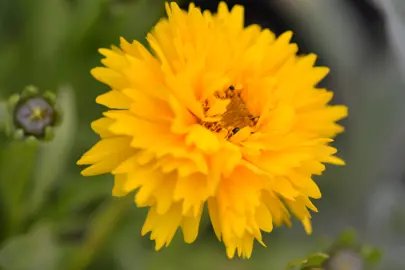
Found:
77,2 -> 347,259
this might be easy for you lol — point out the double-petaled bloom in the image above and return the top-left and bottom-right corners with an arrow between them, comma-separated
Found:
78,2 -> 347,259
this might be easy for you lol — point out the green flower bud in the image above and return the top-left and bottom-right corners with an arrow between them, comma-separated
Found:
4,85 -> 61,141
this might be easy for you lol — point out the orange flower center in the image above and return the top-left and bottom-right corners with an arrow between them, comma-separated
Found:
200,86 -> 259,139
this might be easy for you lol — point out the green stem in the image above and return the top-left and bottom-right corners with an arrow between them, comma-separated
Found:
67,196 -> 132,270
0,140 -> 39,237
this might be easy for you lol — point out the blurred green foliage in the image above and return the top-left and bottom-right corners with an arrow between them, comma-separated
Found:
286,230 -> 382,270
0,1 -> 175,269
0,0 -> 385,270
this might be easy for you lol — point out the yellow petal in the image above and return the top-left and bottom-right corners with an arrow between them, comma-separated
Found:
255,203 -> 273,232
77,137 -> 134,176
99,48 -> 128,70
174,173 -> 207,216
91,117 -> 115,138
185,124 -> 220,153
91,67 -> 127,90
112,174 -> 129,197
302,217 -> 312,235
96,90 -> 132,109
208,198 -> 222,241
142,203 -> 183,250
181,206 -> 203,243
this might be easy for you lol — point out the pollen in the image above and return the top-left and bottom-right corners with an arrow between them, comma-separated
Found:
30,107 -> 45,120
200,86 -> 259,139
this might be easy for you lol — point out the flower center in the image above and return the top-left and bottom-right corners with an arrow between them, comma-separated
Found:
14,97 -> 55,137
200,86 -> 259,140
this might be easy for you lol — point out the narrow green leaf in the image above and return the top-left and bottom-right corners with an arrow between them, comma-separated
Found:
66,197 -> 132,270
287,253 -> 329,270
360,246 -> 382,266
0,223 -> 61,270
23,0 -> 69,63
69,0 -> 109,46
113,0 -> 166,41
305,253 -> 329,266
52,174 -> 111,220
0,141 -> 38,236
337,229 -> 357,247
286,258 -> 307,269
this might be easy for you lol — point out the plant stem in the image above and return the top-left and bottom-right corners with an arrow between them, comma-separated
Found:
67,196 -> 132,270
0,140 -> 39,237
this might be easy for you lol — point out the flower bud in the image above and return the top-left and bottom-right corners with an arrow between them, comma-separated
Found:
5,85 -> 62,141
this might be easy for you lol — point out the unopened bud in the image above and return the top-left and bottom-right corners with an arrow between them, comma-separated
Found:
5,85 -> 62,141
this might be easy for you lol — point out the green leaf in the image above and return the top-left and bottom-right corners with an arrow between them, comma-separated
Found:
336,228 -> 357,247
68,0 -> 109,46
0,223 -> 61,270
360,246 -> 382,266
52,174 -> 111,220
286,258 -> 308,269
286,253 -> 329,270
110,214 -> 151,270
23,0 -> 70,62
304,253 -> 330,266
0,140 -> 38,236
0,45 -> 21,91
66,197 -> 132,270
113,0 -> 166,41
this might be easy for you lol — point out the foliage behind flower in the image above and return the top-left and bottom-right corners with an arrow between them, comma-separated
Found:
78,1 -> 347,259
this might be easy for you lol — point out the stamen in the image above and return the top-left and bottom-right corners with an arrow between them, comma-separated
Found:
232,127 -> 240,134
200,85 -> 260,140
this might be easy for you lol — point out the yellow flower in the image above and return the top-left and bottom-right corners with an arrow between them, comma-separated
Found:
77,2 -> 347,259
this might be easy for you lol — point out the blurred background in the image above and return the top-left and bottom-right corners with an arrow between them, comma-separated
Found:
0,0 -> 404,269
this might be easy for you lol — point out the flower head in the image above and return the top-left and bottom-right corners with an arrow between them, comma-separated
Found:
77,2 -> 347,259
